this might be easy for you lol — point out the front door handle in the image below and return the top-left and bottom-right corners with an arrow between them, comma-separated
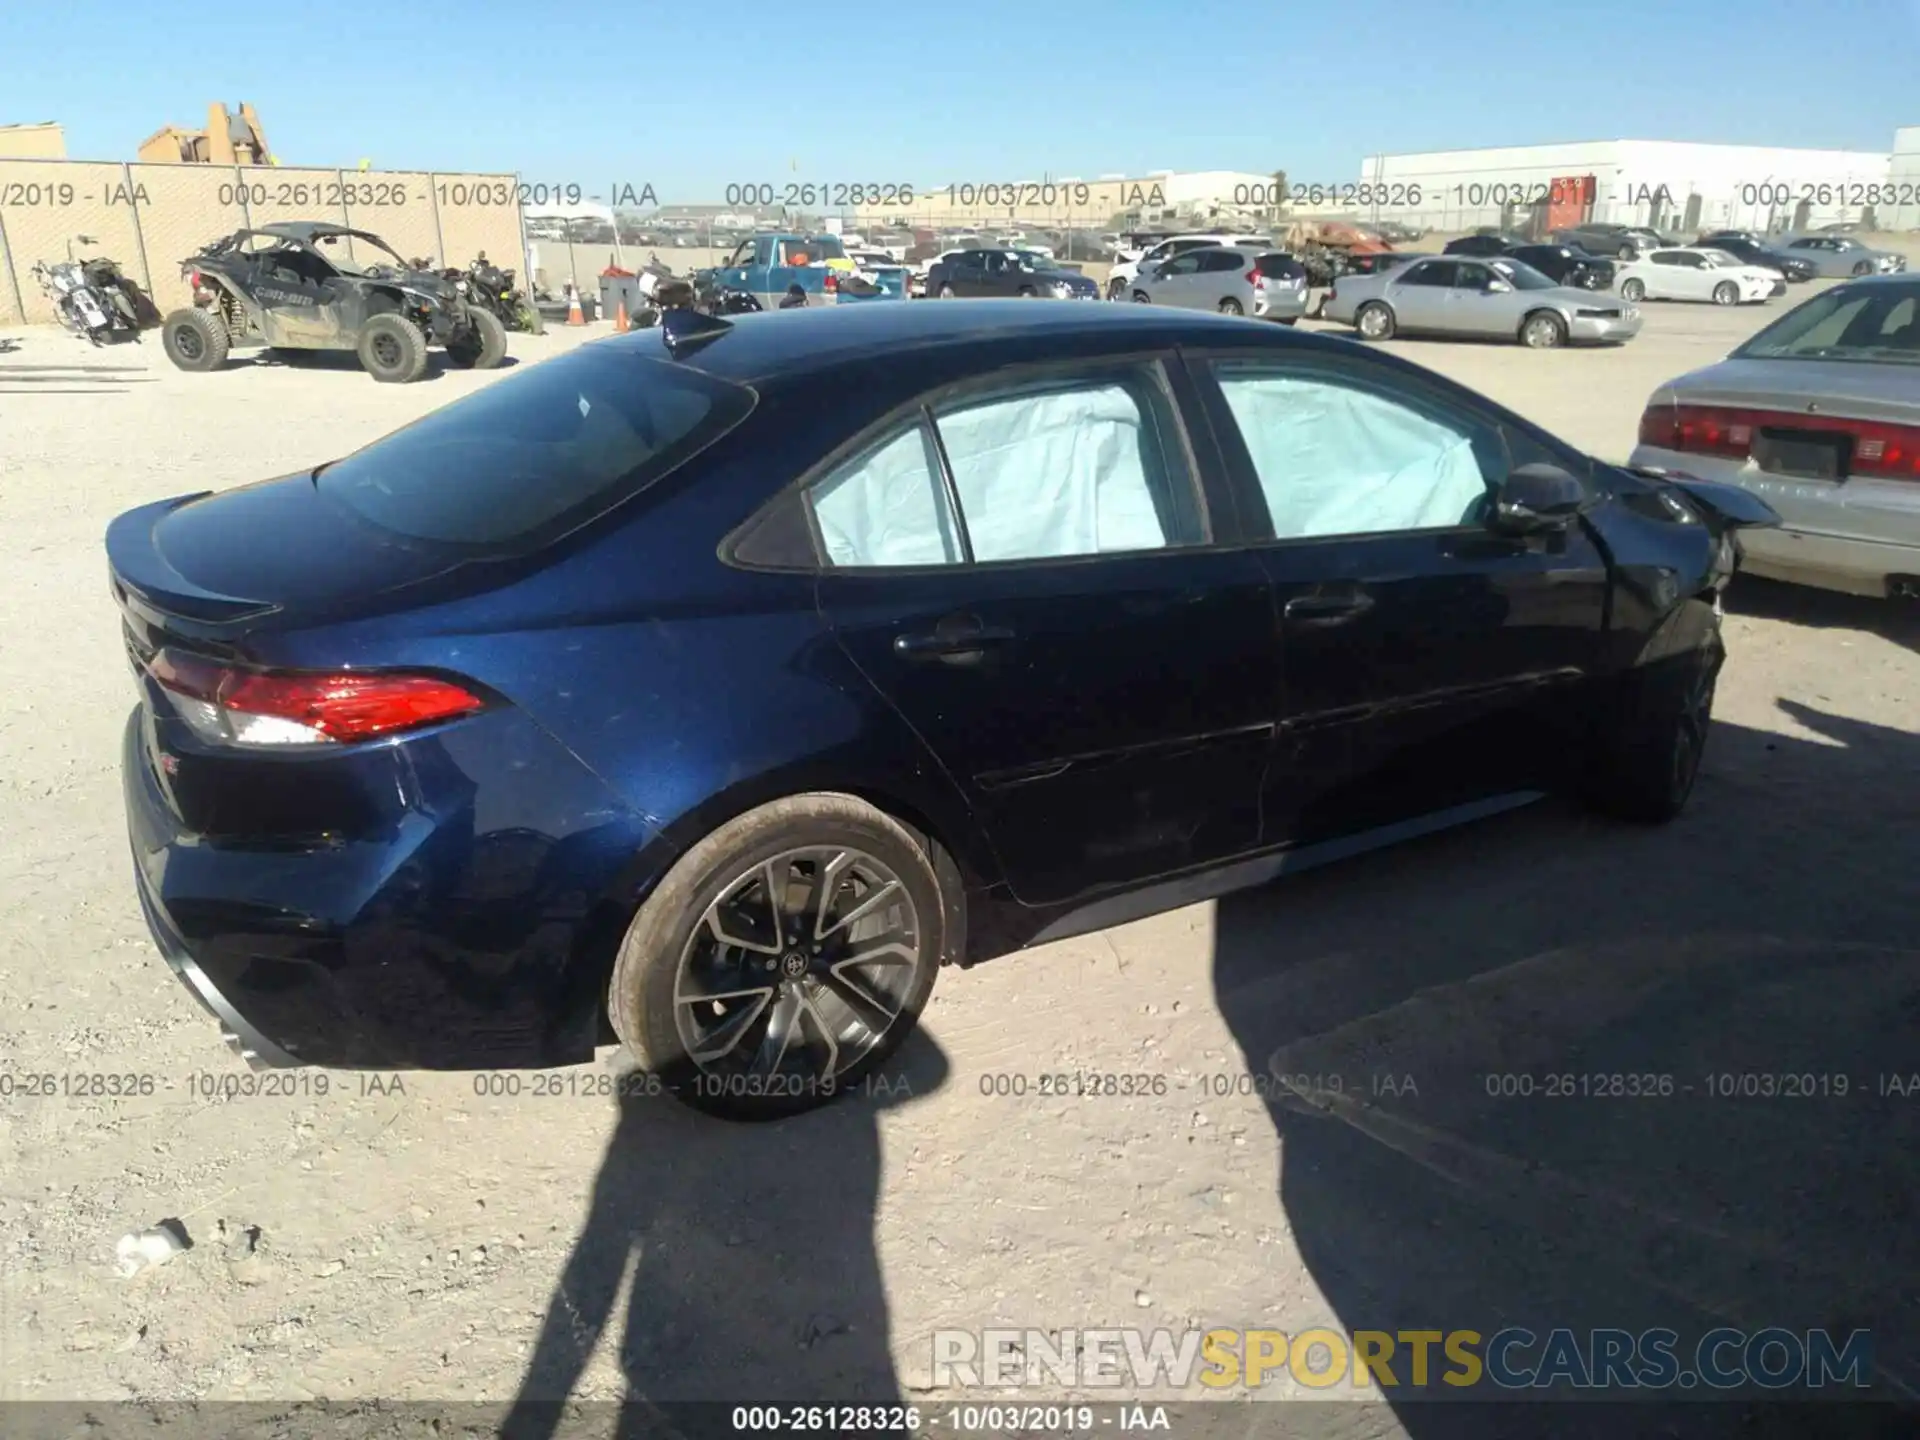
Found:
1284,592 -> 1375,627
893,621 -> 1016,659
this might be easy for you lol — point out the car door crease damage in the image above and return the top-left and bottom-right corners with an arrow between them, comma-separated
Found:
109,301 -> 1778,1116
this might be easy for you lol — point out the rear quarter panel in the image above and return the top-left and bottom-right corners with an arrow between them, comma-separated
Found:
250,389 -> 1004,906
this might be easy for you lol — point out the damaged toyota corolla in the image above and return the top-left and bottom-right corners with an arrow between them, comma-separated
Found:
110,302 -> 1778,1119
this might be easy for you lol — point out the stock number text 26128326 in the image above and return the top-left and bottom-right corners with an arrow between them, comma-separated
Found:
725,183 -> 916,208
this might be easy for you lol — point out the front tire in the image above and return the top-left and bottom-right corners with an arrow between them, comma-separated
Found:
1852,260 -> 1873,277
1620,278 -> 1646,302
161,306 -> 228,372
357,312 -> 428,383
937,282 -> 956,299
1711,281 -> 1739,306
1584,640 -> 1723,823
1520,310 -> 1568,348
607,794 -> 949,1121
445,307 -> 507,369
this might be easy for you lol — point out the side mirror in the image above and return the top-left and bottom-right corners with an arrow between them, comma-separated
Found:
1489,463 -> 1586,534
1485,279 -> 1513,293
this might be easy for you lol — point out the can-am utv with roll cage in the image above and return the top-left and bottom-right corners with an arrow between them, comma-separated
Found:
161,221 -> 507,383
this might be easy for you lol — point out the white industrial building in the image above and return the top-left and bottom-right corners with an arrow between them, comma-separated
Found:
1357,134 -> 1915,236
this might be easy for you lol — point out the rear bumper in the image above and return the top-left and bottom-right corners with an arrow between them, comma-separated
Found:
1628,445 -> 1920,597
1255,289 -> 1310,321
122,706 -> 663,1070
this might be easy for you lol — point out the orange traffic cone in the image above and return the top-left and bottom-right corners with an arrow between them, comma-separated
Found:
565,285 -> 586,327
613,298 -> 631,333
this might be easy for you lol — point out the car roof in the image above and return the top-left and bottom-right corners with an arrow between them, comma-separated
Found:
623,298 -> 1346,384
251,221 -> 383,245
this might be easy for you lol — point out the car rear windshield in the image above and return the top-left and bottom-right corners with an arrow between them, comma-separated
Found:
1256,254 -> 1306,279
1733,281 -> 1920,365
315,345 -> 757,549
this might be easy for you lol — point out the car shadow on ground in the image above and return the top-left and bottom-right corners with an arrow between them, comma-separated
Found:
1727,576 -> 1920,656
498,1031 -> 949,1439
1213,706 -> 1920,1436
248,352 -> 522,379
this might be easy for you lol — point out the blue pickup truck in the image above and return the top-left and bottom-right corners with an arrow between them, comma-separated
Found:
699,233 -> 909,308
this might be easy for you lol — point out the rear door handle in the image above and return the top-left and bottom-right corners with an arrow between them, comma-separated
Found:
893,623 -> 1016,659
1284,592 -> 1375,627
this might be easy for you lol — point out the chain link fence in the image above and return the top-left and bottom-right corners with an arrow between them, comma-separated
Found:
0,159 -> 525,325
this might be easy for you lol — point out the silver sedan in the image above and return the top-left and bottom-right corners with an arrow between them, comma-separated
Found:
1628,274 -> 1920,598
1323,255 -> 1643,348
1775,235 -> 1908,279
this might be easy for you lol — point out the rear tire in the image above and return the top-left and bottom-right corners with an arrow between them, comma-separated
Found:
516,301 -> 546,335
445,307 -> 507,369
161,306 -> 228,373
357,312 -> 428,383
1711,281 -> 1739,306
1132,291 -> 1151,303
1354,301 -> 1395,341
1218,297 -> 1244,315
1584,640 -> 1722,824
607,794 -> 950,1121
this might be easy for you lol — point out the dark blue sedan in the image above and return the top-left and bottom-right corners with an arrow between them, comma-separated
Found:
111,301 -> 1777,1118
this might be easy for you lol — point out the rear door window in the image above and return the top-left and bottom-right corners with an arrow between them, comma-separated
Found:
804,367 -> 1207,567
317,347 -> 755,550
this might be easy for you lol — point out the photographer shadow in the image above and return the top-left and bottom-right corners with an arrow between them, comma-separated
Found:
1212,702 -> 1920,1437
501,1032 -> 949,1440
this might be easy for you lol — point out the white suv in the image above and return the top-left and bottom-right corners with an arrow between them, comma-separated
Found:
1106,233 -> 1272,299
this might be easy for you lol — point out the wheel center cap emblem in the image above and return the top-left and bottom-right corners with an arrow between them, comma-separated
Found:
780,952 -> 809,978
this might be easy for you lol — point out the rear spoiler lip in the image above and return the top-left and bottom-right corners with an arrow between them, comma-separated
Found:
106,493 -> 283,626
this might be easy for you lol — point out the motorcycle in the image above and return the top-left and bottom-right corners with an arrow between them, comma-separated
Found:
424,253 -> 545,334
32,235 -> 149,345
465,252 -> 544,334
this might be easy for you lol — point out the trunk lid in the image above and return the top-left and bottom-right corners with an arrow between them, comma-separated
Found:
106,475 -> 471,635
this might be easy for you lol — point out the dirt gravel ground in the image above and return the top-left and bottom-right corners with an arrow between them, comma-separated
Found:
1,293 -> 1917,1437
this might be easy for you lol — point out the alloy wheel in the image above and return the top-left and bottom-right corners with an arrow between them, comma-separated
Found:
673,847 -> 922,1086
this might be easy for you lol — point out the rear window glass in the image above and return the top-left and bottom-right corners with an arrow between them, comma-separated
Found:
1256,255 -> 1306,279
1734,282 -> 1920,365
316,347 -> 756,548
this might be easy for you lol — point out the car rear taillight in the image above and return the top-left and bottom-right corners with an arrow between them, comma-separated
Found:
824,270 -> 838,294
1638,403 -> 1920,480
147,648 -> 487,747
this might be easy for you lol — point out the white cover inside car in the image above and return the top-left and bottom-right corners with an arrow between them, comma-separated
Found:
813,427 -> 960,568
1217,373 -> 1489,538
936,384 -> 1167,561
811,383 -> 1170,566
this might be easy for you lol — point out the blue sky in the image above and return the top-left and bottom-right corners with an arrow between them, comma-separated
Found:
2,0 -> 1915,203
